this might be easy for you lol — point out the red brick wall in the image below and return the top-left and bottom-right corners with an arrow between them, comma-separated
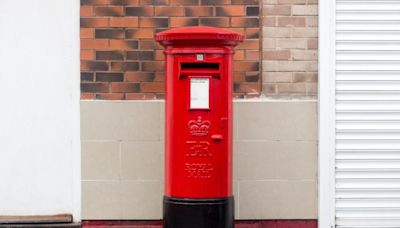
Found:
80,0 -> 261,100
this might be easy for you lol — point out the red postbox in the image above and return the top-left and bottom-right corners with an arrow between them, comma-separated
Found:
155,26 -> 243,228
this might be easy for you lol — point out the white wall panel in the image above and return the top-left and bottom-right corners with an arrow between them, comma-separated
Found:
0,0 -> 80,220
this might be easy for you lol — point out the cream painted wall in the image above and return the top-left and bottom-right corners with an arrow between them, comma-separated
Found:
0,0 -> 80,220
81,100 -> 318,220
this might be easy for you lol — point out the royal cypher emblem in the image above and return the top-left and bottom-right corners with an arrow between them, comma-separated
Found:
188,116 -> 211,136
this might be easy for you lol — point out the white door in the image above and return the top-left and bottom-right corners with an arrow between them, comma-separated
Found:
320,0 -> 400,227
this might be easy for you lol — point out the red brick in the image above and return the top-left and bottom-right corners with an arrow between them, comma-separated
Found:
231,17 -> 259,27
237,40 -> 259,49
95,29 -> 125,39
155,50 -> 165,60
96,72 -> 124,81
80,18 -> 109,27
246,6 -> 259,16
81,93 -> 95,99
81,72 -> 94,82
81,6 -> 94,17
152,93 -> 163,99
278,0 -> 307,3
170,17 -> 199,27
199,18 -> 230,27
125,72 -> 155,82
125,6 -> 154,16
109,40 -> 139,49
245,71 -> 259,82
128,51 -> 154,60
229,28 -> 245,34
96,51 -> 124,60
201,0 -> 231,4
245,28 -> 259,39
233,61 -> 259,71
110,17 -> 138,27
95,6 -> 124,16
96,93 -> 125,100
154,0 -> 168,3
81,83 -> 109,93
141,61 -> 164,71
169,0 -> 199,5
140,40 -> 163,50
139,18 -> 169,28
126,93 -> 157,100
111,62 -> 140,71
234,72 -> 246,81
185,6 -> 214,16
236,82 -> 259,94
155,6 -> 185,16
245,50 -> 260,60
81,50 -> 95,60
111,82 -> 140,92
80,28 -> 94,38
81,61 -> 109,71
140,82 -> 165,92
81,0 -> 110,5
81,39 -> 109,49
234,50 -> 245,60
125,28 -> 154,39
109,0 -> 139,4
154,72 -> 165,81
216,6 -> 245,16
231,0 -> 258,4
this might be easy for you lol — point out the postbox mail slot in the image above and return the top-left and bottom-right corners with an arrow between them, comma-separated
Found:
181,62 -> 219,70
180,62 -> 219,73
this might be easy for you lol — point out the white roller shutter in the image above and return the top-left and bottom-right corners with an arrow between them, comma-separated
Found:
335,0 -> 400,227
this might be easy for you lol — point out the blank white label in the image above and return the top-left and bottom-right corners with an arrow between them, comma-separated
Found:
196,54 -> 204,61
190,78 -> 209,109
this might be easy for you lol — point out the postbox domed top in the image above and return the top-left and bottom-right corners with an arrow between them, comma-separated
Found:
155,26 -> 244,44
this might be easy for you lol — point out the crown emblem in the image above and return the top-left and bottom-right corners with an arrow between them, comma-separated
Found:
188,116 -> 211,136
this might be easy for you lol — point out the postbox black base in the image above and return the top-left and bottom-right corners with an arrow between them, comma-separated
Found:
163,196 -> 234,228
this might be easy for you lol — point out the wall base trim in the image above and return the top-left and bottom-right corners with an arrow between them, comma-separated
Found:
82,220 -> 317,227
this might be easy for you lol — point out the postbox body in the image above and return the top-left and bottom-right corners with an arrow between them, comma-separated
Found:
156,27 -> 243,228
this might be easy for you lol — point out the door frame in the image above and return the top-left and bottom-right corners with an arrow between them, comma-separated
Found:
318,1 -> 336,227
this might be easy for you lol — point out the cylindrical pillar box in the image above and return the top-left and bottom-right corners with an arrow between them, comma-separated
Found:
155,26 -> 243,228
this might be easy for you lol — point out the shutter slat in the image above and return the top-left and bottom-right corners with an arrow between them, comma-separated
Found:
337,51 -> 400,60
337,41 -> 400,51
337,2 -> 400,11
338,21 -> 400,31
337,111 -> 400,121
337,11 -> 400,21
337,31 -> 400,41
